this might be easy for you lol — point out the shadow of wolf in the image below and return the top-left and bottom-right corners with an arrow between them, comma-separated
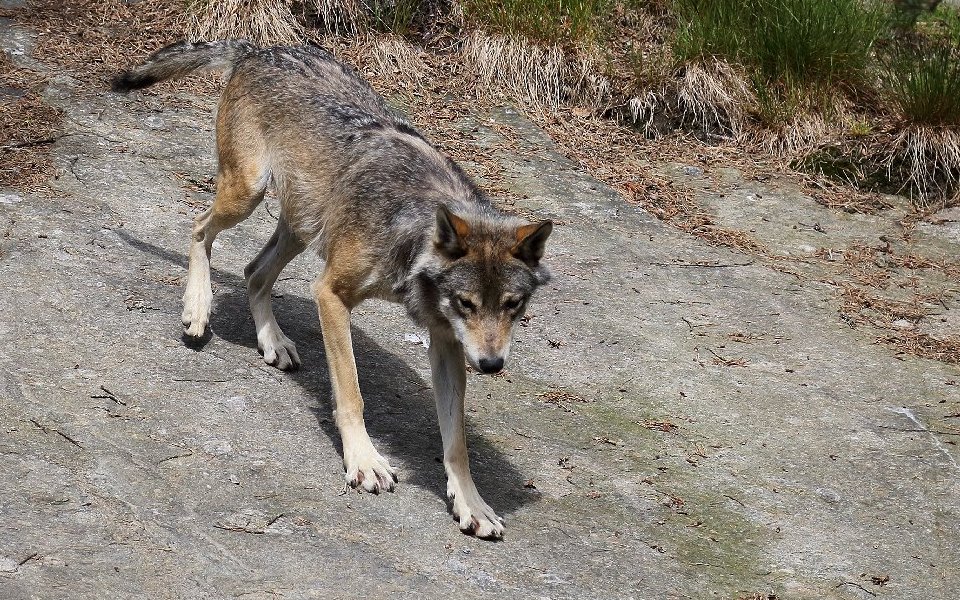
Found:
112,40 -> 554,538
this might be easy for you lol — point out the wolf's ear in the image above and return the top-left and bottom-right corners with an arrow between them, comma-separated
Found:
512,220 -> 553,267
435,205 -> 470,259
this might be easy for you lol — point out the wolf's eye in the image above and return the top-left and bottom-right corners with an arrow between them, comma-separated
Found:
503,297 -> 523,311
455,296 -> 477,313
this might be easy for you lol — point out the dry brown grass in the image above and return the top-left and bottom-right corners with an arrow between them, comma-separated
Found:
752,111 -> 836,158
0,56 -> 62,188
828,242 -> 960,282
673,58 -> 753,138
0,0 -> 195,189
880,331 -> 960,363
887,125 -> 960,209
797,173 -> 895,214
812,238 -> 960,364
459,31 -> 609,112
5,0 -> 183,79
308,0 -> 368,36
838,285 -> 960,364
186,0 -> 304,46
627,55 -> 881,191
839,286 -> 934,323
359,34 -> 433,94
529,108 -> 771,254
31,0 -> 948,210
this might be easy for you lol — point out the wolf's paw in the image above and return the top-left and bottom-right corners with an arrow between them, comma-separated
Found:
258,331 -> 300,370
181,290 -> 212,338
344,442 -> 397,494
447,480 -> 504,539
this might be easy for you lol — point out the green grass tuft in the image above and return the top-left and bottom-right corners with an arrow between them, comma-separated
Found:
672,0 -> 887,89
461,0 -> 612,45
883,39 -> 960,126
367,0 -> 420,35
672,0 -> 744,64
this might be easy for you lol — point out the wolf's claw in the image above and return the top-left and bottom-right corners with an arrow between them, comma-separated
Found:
447,479 -> 504,539
344,442 -> 397,494
258,331 -> 300,370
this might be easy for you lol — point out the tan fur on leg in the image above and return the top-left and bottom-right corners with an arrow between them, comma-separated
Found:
312,264 -> 397,493
182,120 -> 268,337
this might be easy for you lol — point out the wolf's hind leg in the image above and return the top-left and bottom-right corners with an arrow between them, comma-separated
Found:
428,327 -> 504,539
244,216 -> 305,369
181,162 -> 267,338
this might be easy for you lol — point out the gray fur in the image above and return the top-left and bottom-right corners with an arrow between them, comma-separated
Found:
111,40 -> 255,91
113,40 -> 552,336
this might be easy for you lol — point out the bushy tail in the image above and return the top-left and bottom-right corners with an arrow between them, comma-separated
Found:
110,40 -> 256,92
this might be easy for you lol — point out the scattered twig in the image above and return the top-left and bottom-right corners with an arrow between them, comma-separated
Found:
657,299 -> 710,305
797,221 -> 826,234
706,347 -> 748,367
17,553 -> 39,566
1,136 -> 62,150
538,390 -> 587,413
264,513 -> 283,528
728,332 -> 764,343
685,443 -> 708,465
834,581 -> 877,597
638,419 -> 678,433
90,385 -> 127,406
29,418 -> 83,448
234,589 -> 292,598
213,513 -> 284,534
877,425 -> 960,436
723,494 -> 746,507
56,431 -> 83,448
28,418 -> 49,433
264,200 -> 279,221
592,436 -> 622,446
158,451 -> 194,464
650,261 -> 754,268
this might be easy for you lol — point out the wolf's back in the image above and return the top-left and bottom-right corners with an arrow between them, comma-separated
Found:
110,40 -> 255,92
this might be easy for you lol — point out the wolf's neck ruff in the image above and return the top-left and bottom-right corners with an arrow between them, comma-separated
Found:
112,40 -> 552,539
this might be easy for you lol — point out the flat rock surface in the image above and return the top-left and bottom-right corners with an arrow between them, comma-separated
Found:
2,21 -> 959,600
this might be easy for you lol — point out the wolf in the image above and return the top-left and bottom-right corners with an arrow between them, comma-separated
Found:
111,40 -> 553,538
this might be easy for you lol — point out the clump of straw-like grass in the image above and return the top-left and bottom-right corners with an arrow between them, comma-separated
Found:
308,0 -> 367,35
886,125 -> 960,208
460,31 -> 608,111
361,34 -> 433,92
186,0 -> 304,45
673,58 -> 753,137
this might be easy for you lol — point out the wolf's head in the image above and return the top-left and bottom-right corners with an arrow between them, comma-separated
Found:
409,205 -> 552,374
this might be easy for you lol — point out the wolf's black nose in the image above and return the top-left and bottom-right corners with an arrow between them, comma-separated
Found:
478,357 -> 504,374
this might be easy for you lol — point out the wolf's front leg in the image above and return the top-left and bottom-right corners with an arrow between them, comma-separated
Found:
429,328 -> 504,539
313,276 -> 397,493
